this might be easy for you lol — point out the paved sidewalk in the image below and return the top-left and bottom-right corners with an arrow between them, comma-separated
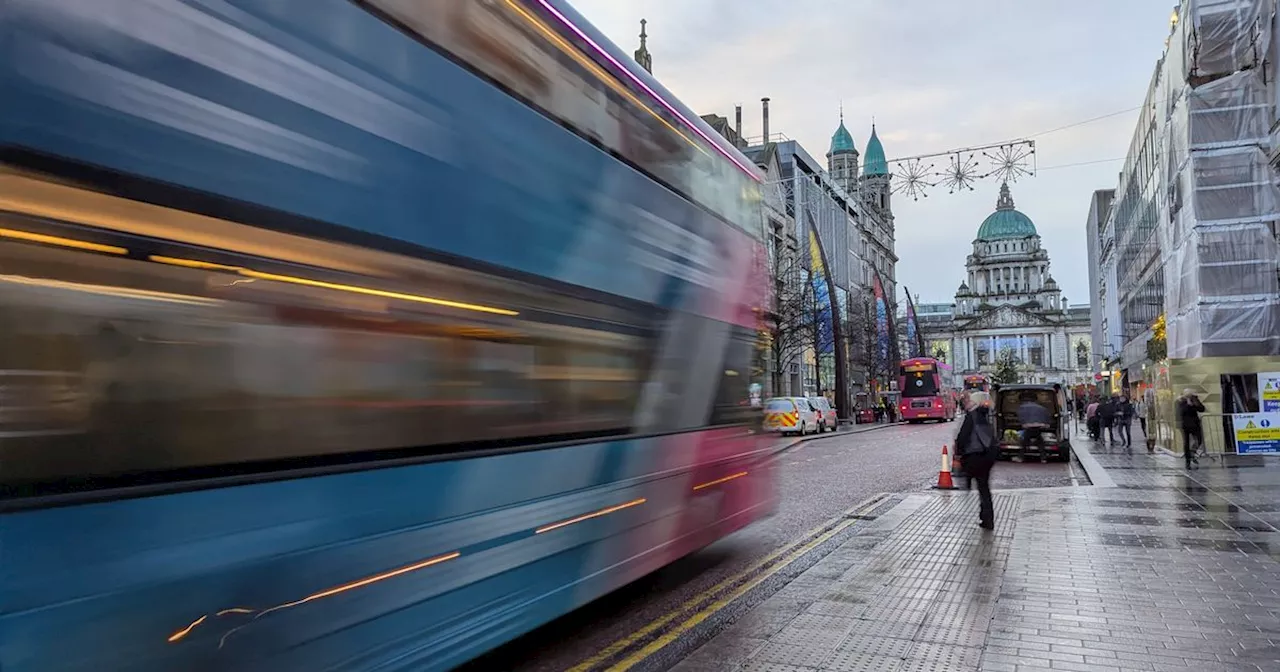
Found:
671,440 -> 1280,671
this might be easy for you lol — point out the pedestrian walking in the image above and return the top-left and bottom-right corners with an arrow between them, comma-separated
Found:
1016,391 -> 1050,462
1116,395 -> 1134,447
956,391 -> 999,531
1098,396 -> 1117,444
1134,396 -> 1155,453
1176,389 -> 1206,469
1086,398 -> 1100,439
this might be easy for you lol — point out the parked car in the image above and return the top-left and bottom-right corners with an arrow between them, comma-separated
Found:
991,383 -> 1072,462
762,397 -> 819,436
807,396 -> 837,432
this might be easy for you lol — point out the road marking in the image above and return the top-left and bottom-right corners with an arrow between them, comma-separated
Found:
605,519 -> 858,671
568,493 -> 890,672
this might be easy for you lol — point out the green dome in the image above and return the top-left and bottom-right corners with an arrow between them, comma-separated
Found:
976,182 -> 1037,240
829,120 -> 857,155
862,125 -> 888,176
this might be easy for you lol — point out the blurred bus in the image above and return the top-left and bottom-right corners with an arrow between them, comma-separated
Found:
963,374 -> 992,394
897,357 -> 957,423
0,1 -> 775,670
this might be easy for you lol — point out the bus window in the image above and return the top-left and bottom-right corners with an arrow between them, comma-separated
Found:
903,370 -> 940,397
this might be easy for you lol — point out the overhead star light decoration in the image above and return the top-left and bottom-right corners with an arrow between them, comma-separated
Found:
887,139 -> 1035,201
942,152 -> 981,193
893,158 -> 934,201
983,142 -> 1036,184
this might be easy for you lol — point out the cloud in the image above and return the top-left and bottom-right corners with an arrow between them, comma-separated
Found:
571,0 -> 1176,307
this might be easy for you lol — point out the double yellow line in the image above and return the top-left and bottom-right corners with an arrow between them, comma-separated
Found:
569,493 -> 892,672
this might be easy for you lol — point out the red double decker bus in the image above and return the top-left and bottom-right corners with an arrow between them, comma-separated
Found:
963,374 -> 991,394
898,357 -> 958,423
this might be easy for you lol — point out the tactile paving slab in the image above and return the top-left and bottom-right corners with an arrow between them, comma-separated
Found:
681,446 -> 1280,672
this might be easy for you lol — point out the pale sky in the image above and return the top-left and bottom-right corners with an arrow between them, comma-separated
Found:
571,0 -> 1177,307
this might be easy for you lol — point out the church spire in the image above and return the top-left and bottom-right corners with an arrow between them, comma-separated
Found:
996,181 -> 1015,211
633,19 -> 652,74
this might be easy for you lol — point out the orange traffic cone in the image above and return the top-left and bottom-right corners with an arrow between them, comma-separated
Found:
934,444 -> 957,490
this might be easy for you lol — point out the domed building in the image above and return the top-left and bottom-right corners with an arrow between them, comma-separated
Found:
921,183 -> 1092,385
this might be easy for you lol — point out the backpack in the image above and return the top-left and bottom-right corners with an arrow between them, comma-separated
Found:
962,418 -> 996,457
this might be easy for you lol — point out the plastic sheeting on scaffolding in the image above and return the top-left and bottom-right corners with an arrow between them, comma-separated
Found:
1178,0 -> 1273,80
1161,42 -> 1280,357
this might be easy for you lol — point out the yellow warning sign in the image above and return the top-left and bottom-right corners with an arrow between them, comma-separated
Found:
1233,413 -> 1280,453
1263,373 -> 1280,413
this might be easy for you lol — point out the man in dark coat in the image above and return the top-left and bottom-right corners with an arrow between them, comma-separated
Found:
1016,392 -> 1051,462
1115,396 -> 1134,447
1097,395 -> 1117,444
1176,389 -> 1206,468
957,392 -> 999,530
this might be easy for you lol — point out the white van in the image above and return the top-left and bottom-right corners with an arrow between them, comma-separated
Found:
761,397 -> 819,436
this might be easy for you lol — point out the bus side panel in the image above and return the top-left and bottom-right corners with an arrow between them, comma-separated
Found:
0,431 -> 773,672
0,0 -> 721,312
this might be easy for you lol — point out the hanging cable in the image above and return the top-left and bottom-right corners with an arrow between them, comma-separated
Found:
1023,106 -> 1142,139
1037,157 -> 1126,171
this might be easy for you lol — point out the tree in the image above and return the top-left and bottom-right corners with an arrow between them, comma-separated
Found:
1146,313 -> 1167,362
849,291 -> 896,393
933,345 -> 947,363
844,288 -> 876,393
991,346 -> 1022,384
765,241 -> 815,397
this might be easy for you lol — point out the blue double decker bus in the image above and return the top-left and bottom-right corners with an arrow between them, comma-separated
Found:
0,1 -> 775,669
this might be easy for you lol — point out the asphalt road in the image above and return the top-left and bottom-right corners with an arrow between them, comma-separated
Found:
461,420 -> 1083,671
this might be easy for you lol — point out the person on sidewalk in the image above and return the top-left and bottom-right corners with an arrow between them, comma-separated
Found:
1098,396 -> 1117,445
1176,389 -> 1206,469
1136,395 -> 1156,453
1086,397 -> 1100,440
957,391 -> 999,531
1016,391 -> 1050,462
1116,395 -> 1134,448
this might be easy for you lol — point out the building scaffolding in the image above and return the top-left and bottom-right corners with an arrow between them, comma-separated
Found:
1157,0 -> 1279,357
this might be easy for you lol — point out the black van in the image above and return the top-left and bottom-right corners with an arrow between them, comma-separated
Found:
991,383 -> 1072,462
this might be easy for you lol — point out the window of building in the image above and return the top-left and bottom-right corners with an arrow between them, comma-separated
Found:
1075,340 -> 1089,367
1027,336 -> 1044,366
1220,374 -> 1261,414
